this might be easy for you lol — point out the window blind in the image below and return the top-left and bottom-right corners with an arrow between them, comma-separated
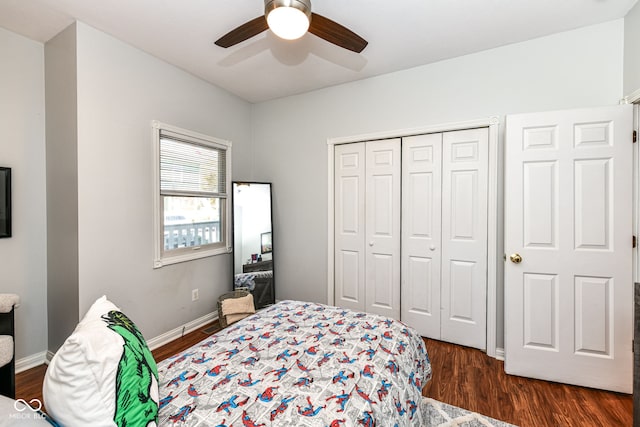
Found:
159,131 -> 227,198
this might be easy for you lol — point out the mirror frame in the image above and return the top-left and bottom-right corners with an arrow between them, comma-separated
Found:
231,181 -> 275,300
0,167 -> 10,238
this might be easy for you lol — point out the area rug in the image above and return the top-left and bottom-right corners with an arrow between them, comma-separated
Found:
423,397 -> 518,427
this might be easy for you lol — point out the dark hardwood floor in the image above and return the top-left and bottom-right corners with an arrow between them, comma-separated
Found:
16,324 -> 632,426
423,338 -> 632,426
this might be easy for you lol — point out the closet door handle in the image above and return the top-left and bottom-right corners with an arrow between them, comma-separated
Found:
369,241 -> 374,247
429,245 -> 436,251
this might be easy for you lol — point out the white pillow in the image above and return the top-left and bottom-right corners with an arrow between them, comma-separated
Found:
43,296 -> 159,427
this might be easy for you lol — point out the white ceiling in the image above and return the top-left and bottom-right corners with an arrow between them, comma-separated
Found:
0,0 -> 637,103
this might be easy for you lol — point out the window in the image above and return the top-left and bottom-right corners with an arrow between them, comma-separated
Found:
152,121 -> 232,267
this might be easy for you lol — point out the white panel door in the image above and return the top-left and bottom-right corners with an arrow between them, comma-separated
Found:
441,128 -> 489,350
504,105 -> 633,393
401,133 -> 442,337
334,143 -> 366,312
365,139 -> 401,319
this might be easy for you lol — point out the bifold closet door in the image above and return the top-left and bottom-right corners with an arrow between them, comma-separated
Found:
334,142 -> 366,312
440,128 -> 488,350
365,139 -> 401,319
334,139 -> 401,318
401,134 -> 442,338
400,128 -> 488,350
335,131 -> 485,344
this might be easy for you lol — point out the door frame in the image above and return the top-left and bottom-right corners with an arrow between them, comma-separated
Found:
635,103 -> 639,284
625,91 -> 640,283
326,117 -> 501,358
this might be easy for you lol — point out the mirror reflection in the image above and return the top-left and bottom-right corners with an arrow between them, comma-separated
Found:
232,182 -> 275,308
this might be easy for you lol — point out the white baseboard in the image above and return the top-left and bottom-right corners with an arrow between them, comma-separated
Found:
15,351 -> 48,373
495,347 -> 505,361
146,311 -> 218,351
17,311 -> 218,372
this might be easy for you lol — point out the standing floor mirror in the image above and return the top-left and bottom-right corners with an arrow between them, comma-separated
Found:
232,182 -> 275,308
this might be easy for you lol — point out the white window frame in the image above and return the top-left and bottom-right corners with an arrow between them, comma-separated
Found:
152,120 -> 232,268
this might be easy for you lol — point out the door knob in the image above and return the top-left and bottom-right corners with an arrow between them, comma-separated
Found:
369,241 -> 374,247
509,253 -> 523,264
429,245 -> 436,251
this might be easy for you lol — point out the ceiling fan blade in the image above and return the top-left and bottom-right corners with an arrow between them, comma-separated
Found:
308,13 -> 368,53
215,16 -> 269,48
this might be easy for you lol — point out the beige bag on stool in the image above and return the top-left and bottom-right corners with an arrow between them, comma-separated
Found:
221,293 -> 256,324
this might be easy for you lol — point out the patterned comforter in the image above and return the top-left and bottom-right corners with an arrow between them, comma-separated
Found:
157,300 -> 431,426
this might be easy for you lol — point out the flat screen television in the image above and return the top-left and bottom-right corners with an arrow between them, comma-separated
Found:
0,167 -> 11,238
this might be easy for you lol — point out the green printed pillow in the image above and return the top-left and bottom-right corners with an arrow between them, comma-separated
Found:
43,296 -> 159,427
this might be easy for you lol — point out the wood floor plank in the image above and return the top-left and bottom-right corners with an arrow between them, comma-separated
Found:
15,328 -> 632,426
150,320 -> 221,361
422,338 -> 632,426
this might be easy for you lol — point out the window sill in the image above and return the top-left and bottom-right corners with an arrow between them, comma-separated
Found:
154,246 -> 232,268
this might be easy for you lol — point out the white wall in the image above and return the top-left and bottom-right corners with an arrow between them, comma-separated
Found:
72,23 -> 252,343
251,20 -> 625,349
624,1 -> 640,96
45,23 -> 80,354
0,27 -> 47,360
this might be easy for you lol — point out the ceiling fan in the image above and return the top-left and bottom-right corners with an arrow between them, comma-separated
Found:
214,0 -> 368,53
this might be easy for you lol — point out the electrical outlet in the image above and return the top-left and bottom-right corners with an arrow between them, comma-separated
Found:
192,288 -> 199,302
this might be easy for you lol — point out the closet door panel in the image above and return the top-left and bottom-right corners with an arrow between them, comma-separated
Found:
449,259 -> 476,320
334,143 -> 366,311
371,253 -> 395,309
366,139 -> 401,319
401,133 -> 442,337
441,128 -> 489,350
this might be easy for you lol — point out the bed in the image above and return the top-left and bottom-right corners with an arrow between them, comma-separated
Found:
40,297 -> 430,426
234,271 -> 274,290
156,300 -> 431,426
234,270 -> 275,309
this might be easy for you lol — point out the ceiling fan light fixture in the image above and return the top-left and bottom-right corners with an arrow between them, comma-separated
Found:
265,0 -> 312,40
